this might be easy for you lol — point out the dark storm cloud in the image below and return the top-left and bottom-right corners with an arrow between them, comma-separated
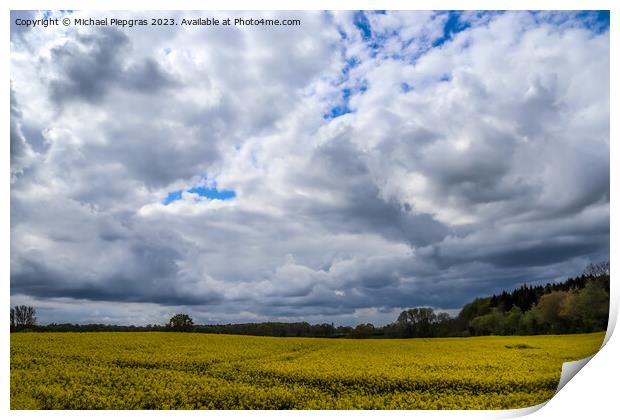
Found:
424,214 -> 610,270
10,86 -> 36,180
48,28 -> 177,105
10,88 -> 27,159
288,138 -> 451,247
85,122 -> 220,189
10,198 -> 222,306
11,262 -> 221,306
426,235 -> 608,270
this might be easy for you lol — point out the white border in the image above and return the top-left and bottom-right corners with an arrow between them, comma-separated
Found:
3,1 -> 617,419
0,0 -> 618,11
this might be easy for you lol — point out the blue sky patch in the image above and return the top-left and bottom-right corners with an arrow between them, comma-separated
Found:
163,190 -> 183,205
163,185 -> 236,205
527,11 -> 609,34
585,10 -> 610,33
188,186 -> 236,200
340,56 -> 360,80
353,11 -> 372,40
578,10 -> 610,33
323,104 -> 352,120
323,81 -> 367,121
433,11 -> 471,47
42,10 -> 74,19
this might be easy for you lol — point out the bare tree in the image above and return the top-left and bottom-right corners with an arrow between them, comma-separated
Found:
584,261 -> 610,278
13,305 -> 37,328
10,308 -> 15,329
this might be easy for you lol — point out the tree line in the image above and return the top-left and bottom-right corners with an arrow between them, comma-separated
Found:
10,262 -> 609,338
384,261 -> 609,338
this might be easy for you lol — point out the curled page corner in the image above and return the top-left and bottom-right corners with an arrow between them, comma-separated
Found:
602,311 -> 616,347
501,401 -> 548,418
507,355 -> 598,418
556,355 -> 595,394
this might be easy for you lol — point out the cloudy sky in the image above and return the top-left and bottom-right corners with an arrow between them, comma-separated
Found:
10,10 -> 609,326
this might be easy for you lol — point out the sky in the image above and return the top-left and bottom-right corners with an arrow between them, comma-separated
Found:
10,10 -> 609,326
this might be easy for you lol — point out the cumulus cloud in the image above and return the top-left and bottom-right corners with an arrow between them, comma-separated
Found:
10,11 -> 609,325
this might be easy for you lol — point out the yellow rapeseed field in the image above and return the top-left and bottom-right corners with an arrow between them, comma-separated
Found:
10,332 -> 604,410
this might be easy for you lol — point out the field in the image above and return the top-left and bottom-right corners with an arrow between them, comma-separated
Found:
10,332 -> 604,410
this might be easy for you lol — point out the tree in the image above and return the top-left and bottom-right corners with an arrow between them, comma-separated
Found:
310,323 -> 335,337
519,310 -> 540,335
167,314 -> 194,331
583,261 -> 610,278
560,280 -> 609,332
10,308 -> 15,329
531,291 -> 570,333
397,307 -> 438,337
13,305 -> 37,329
503,306 -> 523,335
470,309 -> 505,336
351,323 -> 375,339
457,297 -> 492,328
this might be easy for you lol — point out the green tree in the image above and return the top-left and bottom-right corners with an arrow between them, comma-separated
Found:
383,322 -> 406,338
435,312 -> 455,336
561,280 -> 609,332
167,314 -> 194,331
397,307 -> 437,337
470,309 -> 505,335
503,306 -> 523,335
457,297 -> 492,335
351,323 -> 375,339
458,297 -> 492,321
531,291 -> 570,333
518,310 -> 540,335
